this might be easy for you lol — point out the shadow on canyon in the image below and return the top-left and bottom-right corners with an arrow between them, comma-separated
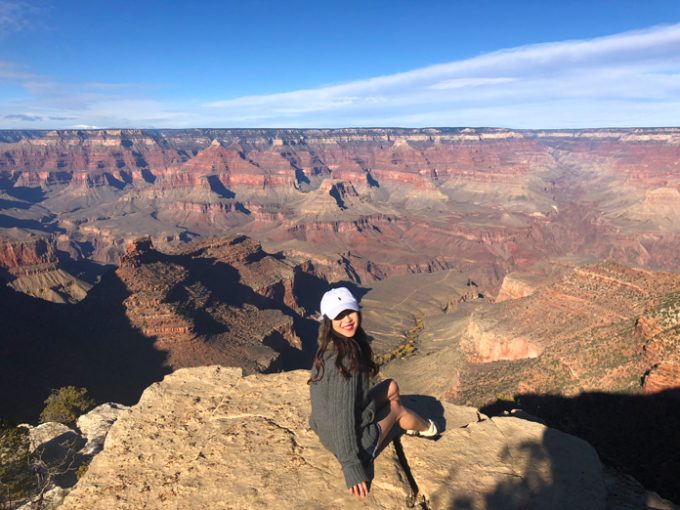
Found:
479,389 -> 680,504
0,198 -> 32,210
57,248 -> 115,284
0,180 -> 47,203
206,175 -> 235,199
0,272 -> 171,424
0,214 -> 63,233
0,241 -> 354,424
163,249 -> 319,371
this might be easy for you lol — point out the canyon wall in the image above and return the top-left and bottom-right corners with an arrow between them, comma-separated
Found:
1,127 -> 679,299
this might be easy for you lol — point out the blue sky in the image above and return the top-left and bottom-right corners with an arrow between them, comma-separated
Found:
1,0 -> 679,129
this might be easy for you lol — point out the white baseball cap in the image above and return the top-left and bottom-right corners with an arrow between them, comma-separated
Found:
320,287 -> 360,320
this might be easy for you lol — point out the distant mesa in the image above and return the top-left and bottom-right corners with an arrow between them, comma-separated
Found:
2,127 -> 680,504
0,127 -> 679,294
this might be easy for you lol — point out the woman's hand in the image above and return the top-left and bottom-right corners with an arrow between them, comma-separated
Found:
348,481 -> 369,498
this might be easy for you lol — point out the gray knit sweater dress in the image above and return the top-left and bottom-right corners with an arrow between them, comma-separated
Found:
309,350 -> 380,488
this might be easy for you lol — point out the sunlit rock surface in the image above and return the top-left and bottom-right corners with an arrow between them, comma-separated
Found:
3,127 -> 680,297
58,366 -> 670,510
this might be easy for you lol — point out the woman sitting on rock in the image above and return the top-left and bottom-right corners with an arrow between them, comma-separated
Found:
308,287 -> 438,499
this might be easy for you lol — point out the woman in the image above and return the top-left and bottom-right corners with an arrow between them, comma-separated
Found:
308,287 -> 438,499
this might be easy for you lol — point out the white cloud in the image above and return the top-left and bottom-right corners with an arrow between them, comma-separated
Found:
428,78 -> 517,90
1,23 -> 679,128
196,23 -> 680,127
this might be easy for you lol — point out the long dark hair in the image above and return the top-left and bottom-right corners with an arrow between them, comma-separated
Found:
308,313 -> 379,383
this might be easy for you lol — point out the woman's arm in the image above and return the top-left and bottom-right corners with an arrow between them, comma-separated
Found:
325,362 -> 369,489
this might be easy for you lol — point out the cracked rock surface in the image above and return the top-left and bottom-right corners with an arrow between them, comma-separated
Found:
401,405 -> 607,510
76,402 -> 130,456
60,367 -> 410,509
59,366 -> 650,509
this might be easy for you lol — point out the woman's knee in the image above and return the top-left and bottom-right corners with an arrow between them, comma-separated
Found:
388,379 -> 400,400
389,397 -> 405,417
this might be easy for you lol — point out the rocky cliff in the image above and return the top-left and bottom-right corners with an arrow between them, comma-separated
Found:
0,235 -> 91,303
382,261 -> 680,406
2,128 -> 680,299
376,261 -> 680,501
0,234 -> 320,423
57,366 -> 677,510
112,235 -> 308,371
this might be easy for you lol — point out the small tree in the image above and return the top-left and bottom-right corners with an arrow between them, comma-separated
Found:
40,387 -> 94,427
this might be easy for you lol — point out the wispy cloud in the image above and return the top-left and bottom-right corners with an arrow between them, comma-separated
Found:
0,60 -> 35,80
0,23 -> 679,128
198,23 -> 680,128
0,0 -> 41,38
4,113 -> 41,121
427,78 -> 517,90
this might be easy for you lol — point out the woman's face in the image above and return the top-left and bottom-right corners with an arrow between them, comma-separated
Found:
331,310 -> 360,338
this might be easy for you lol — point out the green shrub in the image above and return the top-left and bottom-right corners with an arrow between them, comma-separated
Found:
0,421 -> 33,508
40,386 -> 94,426
76,460 -> 90,480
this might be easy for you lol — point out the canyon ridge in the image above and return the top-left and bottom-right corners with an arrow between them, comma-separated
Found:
1,128 -> 679,505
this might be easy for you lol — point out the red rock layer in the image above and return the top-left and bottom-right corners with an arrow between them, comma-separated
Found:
0,237 -> 55,272
1,127 -> 677,193
1,127 -> 679,294
636,292 -> 680,393
113,236 -> 309,372
449,262 -> 680,405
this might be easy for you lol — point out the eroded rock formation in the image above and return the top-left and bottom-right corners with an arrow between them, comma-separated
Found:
59,366 -> 676,510
2,128 -> 680,298
0,234 -> 320,423
0,236 -> 91,303
112,235 -> 307,371
374,261 -> 680,502
382,261 -> 680,406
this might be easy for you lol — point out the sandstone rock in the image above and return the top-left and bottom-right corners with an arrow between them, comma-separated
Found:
401,405 -> 607,510
61,366 -> 616,510
8,267 -> 92,304
0,237 -> 55,271
17,485 -> 70,510
76,402 -> 130,456
25,422 -> 79,454
385,261 -> 680,407
0,236 -> 90,303
496,273 -> 539,302
603,466 -> 679,510
60,367 -> 411,509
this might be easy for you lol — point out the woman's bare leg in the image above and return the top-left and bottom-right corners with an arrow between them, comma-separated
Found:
368,379 -> 430,448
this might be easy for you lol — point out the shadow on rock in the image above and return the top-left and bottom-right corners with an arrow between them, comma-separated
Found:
401,394 -> 446,432
480,390 -> 680,504
426,418 -> 608,510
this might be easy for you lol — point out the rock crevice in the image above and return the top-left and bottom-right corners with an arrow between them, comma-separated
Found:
55,366 -> 679,510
